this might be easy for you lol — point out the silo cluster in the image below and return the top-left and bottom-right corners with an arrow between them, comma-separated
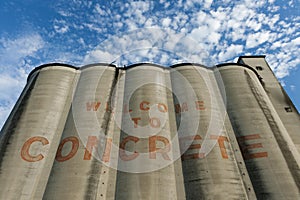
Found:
0,56 -> 299,199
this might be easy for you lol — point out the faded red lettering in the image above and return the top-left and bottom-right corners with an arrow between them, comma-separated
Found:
149,117 -> 160,128
210,135 -> 229,159
132,117 -> 141,128
56,137 -> 79,162
180,135 -> 204,160
84,136 -> 112,162
237,134 -> 268,160
149,136 -> 170,160
86,101 -> 101,111
21,136 -> 49,162
157,103 -> 167,113
140,101 -> 150,111
175,102 -> 188,113
119,136 -> 139,161
195,101 -> 205,110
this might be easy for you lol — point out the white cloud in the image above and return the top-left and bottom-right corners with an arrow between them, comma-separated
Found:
230,29 -> 246,41
218,44 -> 244,61
246,31 -> 272,49
290,85 -> 296,91
288,0 -> 294,7
54,25 -> 69,34
0,34 -> 44,128
53,19 -> 70,34
83,27 -> 214,66
231,4 -> 255,21
76,0 -> 299,72
204,0 -> 213,9
0,34 -> 44,67
0,71 -> 27,128
0,105 -> 14,129
83,50 -> 116,64
94,3 -> 108,16
162,18 -> 172,27
0,74 -> 23,101
291,37 -> 300,45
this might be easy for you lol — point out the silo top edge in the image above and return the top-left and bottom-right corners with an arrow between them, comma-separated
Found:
216,63 -> 261,79
125,62 -> 212,69
123,62 -> 215,70
27,61 -> 262,82
80,63 -> 117,70
170,63 -> 209,69
27,63 -> 79,82
125,63 -> 166,69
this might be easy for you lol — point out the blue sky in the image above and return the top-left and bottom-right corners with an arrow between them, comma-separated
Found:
0,0 -> 299,128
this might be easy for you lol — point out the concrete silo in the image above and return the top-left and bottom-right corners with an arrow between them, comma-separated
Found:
0,55 -> 299,199
43,64 -> 118,199
0,64 -> 78,199
217,62 -> 300,199
114,64 -> 185,200
170,63 -> 255,199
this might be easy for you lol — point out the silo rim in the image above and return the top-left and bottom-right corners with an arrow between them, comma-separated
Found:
216,63 -> 261,79
27,60 -> 262,82
170,63 -> 209,69
80,63 -> 117,70
125,63 -> 166,69
125,63 -> 212,70
27,63 -> 79,82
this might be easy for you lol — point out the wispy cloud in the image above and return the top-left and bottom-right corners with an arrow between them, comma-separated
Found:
0,33 -> 44,127
69,0 -> 299,72
0,33 -> 44,70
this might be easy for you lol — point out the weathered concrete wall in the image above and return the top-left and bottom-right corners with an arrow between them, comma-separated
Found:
0,56 -> 299,199
0,65 -> 78,199
171,64 -> 254,199
115,65 -> 185,200
218,64 -> 300,199
43,65 -> 118,199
